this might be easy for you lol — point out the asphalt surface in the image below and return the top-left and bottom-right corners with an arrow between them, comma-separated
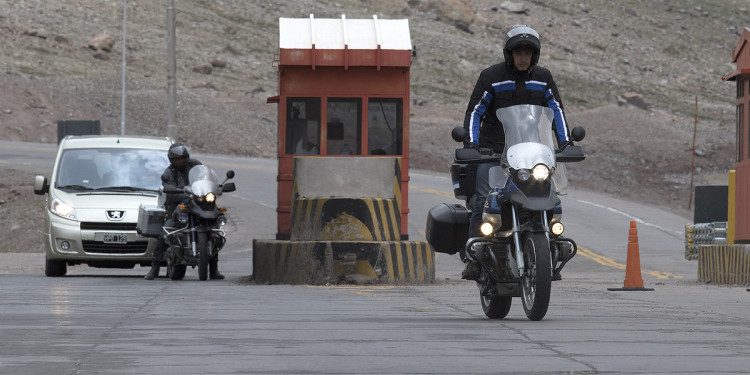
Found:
1,141 -> 748,374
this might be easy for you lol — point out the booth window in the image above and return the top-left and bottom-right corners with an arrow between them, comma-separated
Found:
286,98 -> 321,155
327,98 -> 362,155
368,98 -> 403,155
739,79 -> 745,99
738,103 -> 744,162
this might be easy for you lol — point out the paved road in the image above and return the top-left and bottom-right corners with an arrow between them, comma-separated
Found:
1,140 -> 748,374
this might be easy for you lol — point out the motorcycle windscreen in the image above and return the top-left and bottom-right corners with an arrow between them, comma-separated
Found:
496,104 -> 568,191
188,165 -> 221,197
487,165 -> 508,189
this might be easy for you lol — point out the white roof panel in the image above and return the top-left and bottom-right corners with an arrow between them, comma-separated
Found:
279,15 -> 411,51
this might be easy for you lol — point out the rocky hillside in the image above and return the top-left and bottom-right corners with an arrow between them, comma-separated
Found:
0,0 -> 747,215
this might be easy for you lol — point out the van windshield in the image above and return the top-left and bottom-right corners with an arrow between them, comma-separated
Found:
55,148 -> 169,192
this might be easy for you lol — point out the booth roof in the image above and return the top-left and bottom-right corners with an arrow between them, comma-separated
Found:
279,15 -> 412,51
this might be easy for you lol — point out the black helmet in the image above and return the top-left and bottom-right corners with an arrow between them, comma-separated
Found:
503,25 -> 541,67
167,143 -> 190,169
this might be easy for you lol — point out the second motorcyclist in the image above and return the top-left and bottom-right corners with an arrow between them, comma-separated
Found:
460,24 -> 572,280
144,142 -> 225,280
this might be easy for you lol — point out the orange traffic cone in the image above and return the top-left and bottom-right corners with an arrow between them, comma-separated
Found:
608,220 -> 654,291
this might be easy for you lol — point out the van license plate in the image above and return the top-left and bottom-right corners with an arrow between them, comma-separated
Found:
104,233 -> 128,244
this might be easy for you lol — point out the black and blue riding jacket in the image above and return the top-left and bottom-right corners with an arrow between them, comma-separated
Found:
462,63 -> 570,153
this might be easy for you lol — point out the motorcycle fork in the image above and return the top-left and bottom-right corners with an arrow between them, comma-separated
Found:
189,216 -> 197,257
511,207 -> 551,277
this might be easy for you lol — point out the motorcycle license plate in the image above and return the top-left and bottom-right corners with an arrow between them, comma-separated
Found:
103,233 -> 128,244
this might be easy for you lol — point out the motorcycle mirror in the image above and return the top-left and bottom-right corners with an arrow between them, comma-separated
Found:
571,126 -> 586,142
451,127 -> 467,143
226,170 -> 235,179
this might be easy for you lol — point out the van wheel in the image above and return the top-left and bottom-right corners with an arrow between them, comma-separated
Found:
45,258 -> 67,277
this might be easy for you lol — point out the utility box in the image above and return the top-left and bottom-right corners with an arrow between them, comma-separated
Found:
693,185 -> 728,224
57,120 -> 100,143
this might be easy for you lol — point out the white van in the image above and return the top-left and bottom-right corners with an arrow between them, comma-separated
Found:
34,135 -> 172,276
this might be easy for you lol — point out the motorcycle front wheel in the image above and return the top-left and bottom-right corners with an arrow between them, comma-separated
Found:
520,232 -> 552,321
168,261 -> 186,280
197,230 -> 209,281
480,292 -> 512,319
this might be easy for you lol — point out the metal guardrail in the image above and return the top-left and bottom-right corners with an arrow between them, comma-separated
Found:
684,222 -> 728,260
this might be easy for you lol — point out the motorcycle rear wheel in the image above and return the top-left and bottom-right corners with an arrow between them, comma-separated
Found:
521,232 -> 552,321
480,293 -> 512,319
198,231 -> 209,281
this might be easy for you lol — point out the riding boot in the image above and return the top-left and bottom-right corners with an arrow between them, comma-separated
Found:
461,259 -> 480,281
144,260 -> 160,280
209,259 -> 224,280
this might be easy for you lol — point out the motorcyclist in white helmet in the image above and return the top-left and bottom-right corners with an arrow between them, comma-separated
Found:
460,25 -> 572,280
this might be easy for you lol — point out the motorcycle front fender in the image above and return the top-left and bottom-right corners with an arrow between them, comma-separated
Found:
193,205 -> 221,220
509,190 -> 560,212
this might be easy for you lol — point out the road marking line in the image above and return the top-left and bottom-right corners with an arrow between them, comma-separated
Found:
578,245 -> 682,279
575,199 -> 683,236
411,186 -> 453,197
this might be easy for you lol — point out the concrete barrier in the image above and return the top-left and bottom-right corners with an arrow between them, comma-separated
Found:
253,239 -> 434,284
253,157 -> 434,285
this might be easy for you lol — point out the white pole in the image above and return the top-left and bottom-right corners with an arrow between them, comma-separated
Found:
166,0 -> 177,140
120,0 -> 127,135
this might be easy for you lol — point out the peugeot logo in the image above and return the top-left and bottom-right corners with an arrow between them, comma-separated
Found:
106,210 -> 125,221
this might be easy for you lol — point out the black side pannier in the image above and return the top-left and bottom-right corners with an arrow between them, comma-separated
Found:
425,203 -> 470,255
450,162 -> 477,201
137,205 -> 165,238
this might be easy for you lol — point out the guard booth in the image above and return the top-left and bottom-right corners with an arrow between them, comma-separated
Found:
690,26 -> 750,285
723,26 -> 750,242
253,15 -> 434,284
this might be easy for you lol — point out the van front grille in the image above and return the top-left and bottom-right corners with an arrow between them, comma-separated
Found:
80,222 -> 137,231
82,241 -> 148,254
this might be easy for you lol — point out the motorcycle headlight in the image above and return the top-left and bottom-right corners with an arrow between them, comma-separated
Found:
52,198 -> 76,220
517,169 -> 531,182
205,192 -> 216,203
480,222 -> 494,236
532,164 -> 550,180
551,222 -> 564,235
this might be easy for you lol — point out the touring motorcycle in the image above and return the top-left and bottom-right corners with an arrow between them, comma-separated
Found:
159,165 -> 236,281
426,104 -> 585,320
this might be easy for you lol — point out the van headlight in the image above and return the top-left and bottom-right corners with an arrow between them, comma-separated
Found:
52,198 -> 77,220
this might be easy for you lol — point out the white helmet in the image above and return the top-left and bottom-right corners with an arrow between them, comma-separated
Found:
503,25 -> 541,67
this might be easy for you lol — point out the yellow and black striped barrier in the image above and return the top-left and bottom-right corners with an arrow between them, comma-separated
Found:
253,157 -> 434,285
291,197 -> 401,241
253,239 -> 434,285
697,244 -> 750,285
